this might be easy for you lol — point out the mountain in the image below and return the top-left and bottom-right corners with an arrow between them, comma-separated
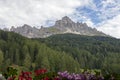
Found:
9,16 -> 107,38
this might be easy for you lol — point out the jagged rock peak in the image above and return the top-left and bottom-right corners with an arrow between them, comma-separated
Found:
62,16 -> 71,20
41,26 -> 44,29
22,24 -> 32,28
61,16 -> 73,23
10,26 -> 15,31
54,16 -> 74,27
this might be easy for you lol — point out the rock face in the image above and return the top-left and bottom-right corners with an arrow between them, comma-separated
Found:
10,24 -> 41,38
9,16 -> 107,38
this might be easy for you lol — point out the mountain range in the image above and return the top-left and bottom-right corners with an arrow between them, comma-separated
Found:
4,16 -> 107,38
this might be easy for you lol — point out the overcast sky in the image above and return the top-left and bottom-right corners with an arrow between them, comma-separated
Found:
0,0 -> 120,38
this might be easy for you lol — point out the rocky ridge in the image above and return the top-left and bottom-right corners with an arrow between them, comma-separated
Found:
5,16 -> 107,38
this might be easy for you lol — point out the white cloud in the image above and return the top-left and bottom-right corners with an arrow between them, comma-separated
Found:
69,9 -> 95,28
97,15 -> 120,38
85,19 -> 94,28
0,0 -> 82,28
97,0 -> 120,21
76,0 -> 120,38
94,0 -> 120,38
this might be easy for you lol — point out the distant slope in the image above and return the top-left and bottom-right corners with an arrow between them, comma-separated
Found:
40,33 -> 120,53
39,33 -> 120,73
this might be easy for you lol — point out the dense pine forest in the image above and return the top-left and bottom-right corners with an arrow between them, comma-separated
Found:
0,30 -> 80,73
37,34 -> 120,74
0,30 -> 120,74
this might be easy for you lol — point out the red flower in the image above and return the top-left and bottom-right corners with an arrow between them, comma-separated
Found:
34,69 -> 47,76
7,76 -> 16,80
54,77 -> 60,80
43,77 -> 49,80
18,71 -> 32,80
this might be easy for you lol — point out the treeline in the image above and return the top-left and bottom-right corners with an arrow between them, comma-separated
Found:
39,33 -> 120,74
0,30 -> 80,72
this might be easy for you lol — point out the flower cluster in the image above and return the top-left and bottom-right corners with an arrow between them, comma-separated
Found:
58,71 -> 104,80
7,76 -> 16,80
34,68 -> 47,76
34,69 -> 59,80
18,71 -> 32,80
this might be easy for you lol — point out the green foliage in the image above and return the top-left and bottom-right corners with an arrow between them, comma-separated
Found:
3,67 -> 17,79
0,30 -> 80,72
0,50 -> 4,65
33,72 -> 58,80
39,33 -> 120,73
23,53 -> 32,70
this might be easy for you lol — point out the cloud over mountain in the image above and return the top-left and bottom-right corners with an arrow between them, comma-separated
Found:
0,0 -> 82,27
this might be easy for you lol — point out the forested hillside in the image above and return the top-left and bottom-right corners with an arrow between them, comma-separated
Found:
39,34 -> 120,74
1,30 -> 120,74
0,30 -> 80,72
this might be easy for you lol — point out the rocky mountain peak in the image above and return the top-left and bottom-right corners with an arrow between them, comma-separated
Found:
22,24 -> 32,29
10,26 -> 15,31
61,16 -> 73,23
3,28 -> 9,31
54,16 -> 74,29
7,16 -> 107,38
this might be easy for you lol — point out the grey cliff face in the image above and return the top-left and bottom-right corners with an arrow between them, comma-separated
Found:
10,24 -> 41,38
9,16 -> 107,38
53,16 -> 75,31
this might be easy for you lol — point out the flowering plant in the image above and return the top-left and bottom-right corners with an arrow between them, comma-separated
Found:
58,71 -> 104,80
18,71 -> 32,80
2,67 -> 119,80
33,69 -> 58,80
